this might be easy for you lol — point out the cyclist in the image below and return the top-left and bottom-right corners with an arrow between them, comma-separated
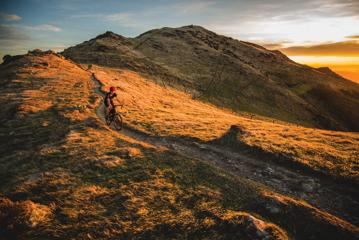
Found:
104,86 -> 118,117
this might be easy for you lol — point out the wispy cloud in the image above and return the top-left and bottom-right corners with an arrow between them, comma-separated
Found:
105,12 -> 132,21
280,40 -> 359,57
71,12 -> 138,27
0,24 -> 29,40
0,12 -> 21,21
346,35 -> 359,39
198,0 -> 359,45
0,24 -> 30,58
258,40 -> 292,49
170,1 -> 215,14
104,12 -> 136,27
25,24 -> 61,32
70,13 -> 102,19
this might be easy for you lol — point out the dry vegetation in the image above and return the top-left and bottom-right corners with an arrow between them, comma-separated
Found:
0,52 -> 358,239
91,65 -> 359,184
62,26 -> 359,131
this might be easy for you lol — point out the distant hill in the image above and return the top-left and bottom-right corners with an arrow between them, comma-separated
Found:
62,25 -> 359,131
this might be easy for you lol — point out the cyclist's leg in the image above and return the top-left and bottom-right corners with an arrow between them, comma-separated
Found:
110,107 -> 116,119
105,105 -> 111,119
104,105 -> 107,116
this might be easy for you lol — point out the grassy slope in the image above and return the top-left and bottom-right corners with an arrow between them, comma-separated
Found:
133,26 -> 359,132
62,26 -> 359,132
0,52 -> 358,239
91,66 -> 359,184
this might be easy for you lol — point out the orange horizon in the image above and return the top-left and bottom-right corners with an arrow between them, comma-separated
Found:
288,56 -> 359,84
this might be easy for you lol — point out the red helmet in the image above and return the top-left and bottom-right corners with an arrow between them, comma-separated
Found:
110,86 -> 116,92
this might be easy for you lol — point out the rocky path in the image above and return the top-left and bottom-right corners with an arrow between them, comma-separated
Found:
91,73 -> 359,227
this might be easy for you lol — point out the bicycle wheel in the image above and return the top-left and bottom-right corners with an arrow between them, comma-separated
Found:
113,114 -> 123,130
105,114 -> 112,126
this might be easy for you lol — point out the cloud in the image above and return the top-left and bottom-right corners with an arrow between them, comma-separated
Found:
105,12 -> 132,22
71,12 -> 138,27
25,24 -> 61,32
0,24 -> 30,58
346,35 -> 359,39
198,0 -> 359,44
170,1 -> 215,14
50,45 -> 67,52
251,40 -> 293,49
262,43 -> 286,49
70,13 -> 102,19
0,24 -> 29,40
280,41 -> 359,57
0,12 -> 21,21
325,0 -> 359,17
104,12 -> 141,27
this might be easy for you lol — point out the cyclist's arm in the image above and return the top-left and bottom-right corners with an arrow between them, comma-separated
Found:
110,98 -> 116,108
115,94 -> 123,106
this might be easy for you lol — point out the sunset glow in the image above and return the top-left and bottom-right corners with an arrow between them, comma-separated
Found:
289,56 -> 359,83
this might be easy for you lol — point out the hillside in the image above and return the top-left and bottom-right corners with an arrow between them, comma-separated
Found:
1,50 -> 358,239
62,25 -> 359,131
90,65 -> 359,185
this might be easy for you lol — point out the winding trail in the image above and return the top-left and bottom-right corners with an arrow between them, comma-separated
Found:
90,73 -> 359,226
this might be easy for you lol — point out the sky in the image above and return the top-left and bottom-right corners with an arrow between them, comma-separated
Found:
1,0 -> 359,81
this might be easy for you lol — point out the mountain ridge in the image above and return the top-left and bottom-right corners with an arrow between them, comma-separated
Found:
61,25 -> 359,132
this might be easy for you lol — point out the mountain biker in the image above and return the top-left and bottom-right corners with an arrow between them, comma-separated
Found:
104,86 -> 118,116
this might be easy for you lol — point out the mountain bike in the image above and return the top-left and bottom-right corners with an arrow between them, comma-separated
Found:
105,105 -> 123,130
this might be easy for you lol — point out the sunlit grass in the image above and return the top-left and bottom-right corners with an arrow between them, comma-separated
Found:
0,53 -> 358,239
92,65 -> 359,183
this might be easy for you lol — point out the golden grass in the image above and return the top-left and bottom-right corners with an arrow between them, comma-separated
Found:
0,53 -> 288,239
0,53 -> 358,239
91,65 -> 359,182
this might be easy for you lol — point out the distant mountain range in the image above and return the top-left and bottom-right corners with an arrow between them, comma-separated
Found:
62,25 -> 359,131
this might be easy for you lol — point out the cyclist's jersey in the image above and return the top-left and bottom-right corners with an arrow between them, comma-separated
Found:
104,92 -> 117,107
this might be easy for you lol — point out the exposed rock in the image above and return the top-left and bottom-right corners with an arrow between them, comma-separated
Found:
264,167 -> 275,175
242,214 -> 285,239
1,54 -> 23,65
301,179 -> 319,192
28,49 -> 43,55
96,31 -> 123,40
2,54 -> 12,64
269,206 -> 281,214
214,124 -> 247,146
266,201 -> 282,214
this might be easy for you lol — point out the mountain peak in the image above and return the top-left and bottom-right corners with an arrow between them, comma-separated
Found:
165,25 -> 215,35
179,24 -> 207,30
95,31 -> 123,40
136,25 -> 215,39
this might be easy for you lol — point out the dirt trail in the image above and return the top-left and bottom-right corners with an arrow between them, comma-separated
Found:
90,73 -> 359,226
